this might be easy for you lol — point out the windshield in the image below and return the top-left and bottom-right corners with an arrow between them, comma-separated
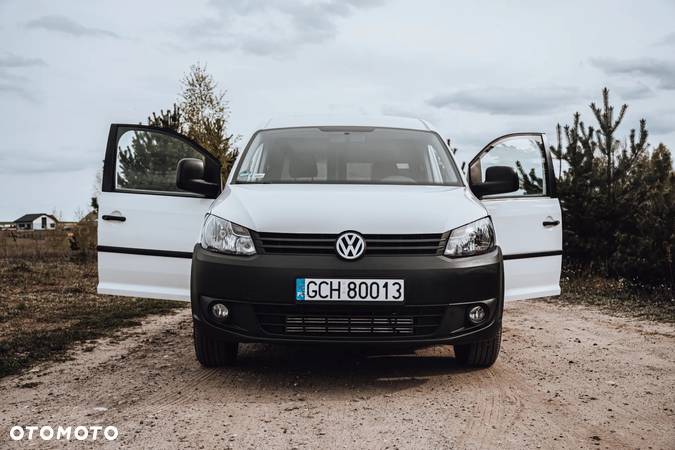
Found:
233,127 -> 462,186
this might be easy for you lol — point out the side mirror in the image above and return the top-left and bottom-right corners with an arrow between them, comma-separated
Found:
470,165 -> 519,198
176,158 -> 220,198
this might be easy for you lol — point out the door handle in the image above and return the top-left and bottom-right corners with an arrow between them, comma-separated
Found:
102,215 -> 126,222
542,220 -> 560,227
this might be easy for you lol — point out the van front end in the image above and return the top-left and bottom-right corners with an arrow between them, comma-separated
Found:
190,233 -> 504,364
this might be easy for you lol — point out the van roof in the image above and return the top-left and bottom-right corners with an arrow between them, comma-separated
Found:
260,114 -> 437,132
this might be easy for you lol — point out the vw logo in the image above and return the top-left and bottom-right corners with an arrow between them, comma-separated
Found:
335,231 -> 366,260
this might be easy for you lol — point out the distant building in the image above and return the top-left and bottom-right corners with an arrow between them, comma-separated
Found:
13,213 -> 58,231
0,221 -> 15,231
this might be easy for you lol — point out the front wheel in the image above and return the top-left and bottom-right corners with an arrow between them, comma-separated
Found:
454,325 -> 502,367
193,321 -> 238,367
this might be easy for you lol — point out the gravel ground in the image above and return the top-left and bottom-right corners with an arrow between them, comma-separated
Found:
1,300 -> 673,449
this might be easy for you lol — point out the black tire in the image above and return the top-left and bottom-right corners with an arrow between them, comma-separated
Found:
193,321 -> 238,367
454,325 -> 502,368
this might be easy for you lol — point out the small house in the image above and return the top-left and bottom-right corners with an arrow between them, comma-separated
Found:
13,213 -> 58,231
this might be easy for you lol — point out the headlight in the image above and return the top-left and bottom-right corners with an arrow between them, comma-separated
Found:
200,214 -> 256,255
444,217 -> 495,257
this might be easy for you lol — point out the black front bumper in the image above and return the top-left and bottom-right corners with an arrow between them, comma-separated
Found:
191,245 -> 504,345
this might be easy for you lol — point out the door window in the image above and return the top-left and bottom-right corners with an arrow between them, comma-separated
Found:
469,135 -> 548,198
115,129 -> 205,193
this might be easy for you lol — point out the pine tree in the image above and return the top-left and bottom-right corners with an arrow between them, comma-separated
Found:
610,143 -> 674,286
550,112 -> 598,263
590,88 -> 627,208
552,88 -> 674,288
116,64 -> 238,192
147,104 -> 182,131
178,64 -> 237,178
515,160 -> 543,194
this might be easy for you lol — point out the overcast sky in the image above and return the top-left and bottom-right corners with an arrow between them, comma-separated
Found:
1,0 -> 674,220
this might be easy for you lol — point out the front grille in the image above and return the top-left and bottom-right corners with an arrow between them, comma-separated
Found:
254,232 -> 448,256
256,304 -> 446,337
285,316 -> 415,334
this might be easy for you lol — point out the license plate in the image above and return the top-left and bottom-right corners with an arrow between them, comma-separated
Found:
296,278 -> 404,302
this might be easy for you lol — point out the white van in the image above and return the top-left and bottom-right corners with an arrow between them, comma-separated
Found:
97,116 -> 561,368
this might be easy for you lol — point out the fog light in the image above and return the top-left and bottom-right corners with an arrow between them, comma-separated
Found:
468,305 -> 487,324
211,303 -> 230,321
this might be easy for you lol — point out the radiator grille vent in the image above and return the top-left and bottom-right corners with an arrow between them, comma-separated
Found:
256,304 -> 446,337
254,232 -> 448,256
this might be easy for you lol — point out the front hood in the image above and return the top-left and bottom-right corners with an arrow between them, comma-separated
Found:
210,184 -> 487,234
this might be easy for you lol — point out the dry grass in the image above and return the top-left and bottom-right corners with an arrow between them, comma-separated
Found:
0,230 -> 71,258
549,273 -> 675,323
0,257 -> 184,377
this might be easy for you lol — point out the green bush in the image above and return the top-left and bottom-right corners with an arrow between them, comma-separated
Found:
552,88 -> 674,289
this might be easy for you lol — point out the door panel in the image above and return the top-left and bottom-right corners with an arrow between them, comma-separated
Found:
97,192 -> 213,301
470,133 -> 562,301
483,197 -> 562,301
97,124 -> 221,301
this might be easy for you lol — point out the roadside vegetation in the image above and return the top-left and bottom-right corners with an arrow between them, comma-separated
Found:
550,88 -> 674,306
0,258 -> 184,377
141,63 -> 239,179
553,271 -> 675,323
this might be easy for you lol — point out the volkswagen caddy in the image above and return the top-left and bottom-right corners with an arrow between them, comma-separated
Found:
97,115 -> 562,368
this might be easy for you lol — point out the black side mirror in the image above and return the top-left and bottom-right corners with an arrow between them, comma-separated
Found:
176,158 -> 220,198
470,166 -> 519,198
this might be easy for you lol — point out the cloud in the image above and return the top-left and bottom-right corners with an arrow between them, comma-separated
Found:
590,57 -> 675,90
0,54 -> 46,102
612,81 -> 653,100
25,15 -> 120,38
0,70 -> 25,82
427,87 -> 583,115
0,147 -> 102,174
178,0 -> 386,56
644,111 -> 675,135
0,83 -> 37,102
0,53 -> 46,68
655,32 -> 675,46
213,0 -> 384,17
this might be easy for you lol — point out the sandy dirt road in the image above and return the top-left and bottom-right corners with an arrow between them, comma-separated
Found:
1,300 -> 673,449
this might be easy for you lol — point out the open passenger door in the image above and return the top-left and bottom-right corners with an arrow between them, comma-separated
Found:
469,133 -> 562,301
97,124 -> 221,301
